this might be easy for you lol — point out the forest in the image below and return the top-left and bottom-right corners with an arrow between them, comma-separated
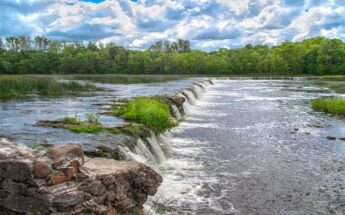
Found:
0,36 -> 344,75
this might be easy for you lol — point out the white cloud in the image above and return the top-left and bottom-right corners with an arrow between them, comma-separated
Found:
0,0 -> 344,50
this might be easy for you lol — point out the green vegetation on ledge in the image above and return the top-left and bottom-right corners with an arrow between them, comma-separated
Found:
0,75 -> 97,100
63,114 -> 103,133
69,124 -> 103,133
114,97 -> 175,134
311,99 -> 345,117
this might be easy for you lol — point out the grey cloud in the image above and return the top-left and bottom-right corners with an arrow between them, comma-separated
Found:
193,26 -> 242,40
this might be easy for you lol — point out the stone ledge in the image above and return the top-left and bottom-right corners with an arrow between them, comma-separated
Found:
0,138 -> 162,215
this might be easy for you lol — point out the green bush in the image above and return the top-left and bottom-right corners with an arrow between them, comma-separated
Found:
116,98 -> 175,133
312,98 -> 345,117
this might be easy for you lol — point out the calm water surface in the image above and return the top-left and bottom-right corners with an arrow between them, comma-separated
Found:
0,78 -> 200,148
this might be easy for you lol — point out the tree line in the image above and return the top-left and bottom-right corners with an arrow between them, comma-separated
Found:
0,36 -> 344,75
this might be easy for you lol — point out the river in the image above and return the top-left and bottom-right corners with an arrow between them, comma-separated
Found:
155,79 -> 345,214
1,79 -> 345,214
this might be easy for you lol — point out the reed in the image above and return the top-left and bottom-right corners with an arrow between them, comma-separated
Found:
0,75 -> 97,100
313,81 -> 345,93
64,74 -> 185,84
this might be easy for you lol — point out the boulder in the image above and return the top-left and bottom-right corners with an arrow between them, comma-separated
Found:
164,95 -> 186,107
0,139 -> 162,215
46,144 -> 84,169
33,160 -> 53,179
327,136 -> 337,140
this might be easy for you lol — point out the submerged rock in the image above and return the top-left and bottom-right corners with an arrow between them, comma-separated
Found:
327,136 -> 337,140
0,138 -> 162,214
163,95 -> 186,108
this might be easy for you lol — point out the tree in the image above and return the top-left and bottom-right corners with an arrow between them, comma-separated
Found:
0,37 -> 4,50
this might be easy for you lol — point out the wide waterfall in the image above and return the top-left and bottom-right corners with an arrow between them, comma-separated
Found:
118,80 -> 212,166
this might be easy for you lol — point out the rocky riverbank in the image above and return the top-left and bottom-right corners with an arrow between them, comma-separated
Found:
0,138 -> 162,214
0,79 -> 213,214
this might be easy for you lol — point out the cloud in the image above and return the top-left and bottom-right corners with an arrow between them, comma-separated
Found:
0,0 -> 344,50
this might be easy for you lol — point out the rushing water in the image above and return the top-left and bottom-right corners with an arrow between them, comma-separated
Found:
154,80 -> 345,215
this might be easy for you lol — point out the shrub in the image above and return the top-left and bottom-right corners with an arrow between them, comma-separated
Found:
116,98 -> 175,133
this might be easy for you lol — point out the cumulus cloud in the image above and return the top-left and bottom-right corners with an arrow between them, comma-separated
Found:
0,0 -> 344,50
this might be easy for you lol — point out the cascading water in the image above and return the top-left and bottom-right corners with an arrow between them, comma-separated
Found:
158,132 -> 173,156
183,89 -> 197,105
117,80 -> 212,167
146,131 -> 167,163
191,85 -> 204,99
135,138 -> 157,164
170,104 -> 182,120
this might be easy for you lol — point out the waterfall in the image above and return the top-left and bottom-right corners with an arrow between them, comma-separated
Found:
117,80 -> 214,165
158,132 -> 173,156
182,89 -> 197,105
146,131 -> 166,163
135,138 -> 157,164
192,85 -> 204,99
177,92 -> 191,114
118,145 -> 148,164
171,104 -> 182,120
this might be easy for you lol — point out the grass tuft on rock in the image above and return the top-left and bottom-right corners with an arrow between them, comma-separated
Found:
0,75 -> 97,100
312,98 -> 345,117
62,116 -> 81,125
69,124 -> 103,133
62,114 -> 102,133
115,98 -> 175,134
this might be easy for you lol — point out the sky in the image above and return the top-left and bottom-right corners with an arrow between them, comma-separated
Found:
1,0 -> 345,50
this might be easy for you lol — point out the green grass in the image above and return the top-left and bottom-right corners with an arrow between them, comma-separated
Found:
62,114 -> 103,133
62,116 -> 81,125
30,143 -> 49,152
312,81 -> 345,94
109,127 -> 122,135
64,74 -> 185,84
0,75 -> 97,100
311,98 -> 345,117
69,124 -> 103,133
86,113 -> 100,124
115,98 -> 175,133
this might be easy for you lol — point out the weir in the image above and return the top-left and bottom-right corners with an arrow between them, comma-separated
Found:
117,80 -> 213,166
